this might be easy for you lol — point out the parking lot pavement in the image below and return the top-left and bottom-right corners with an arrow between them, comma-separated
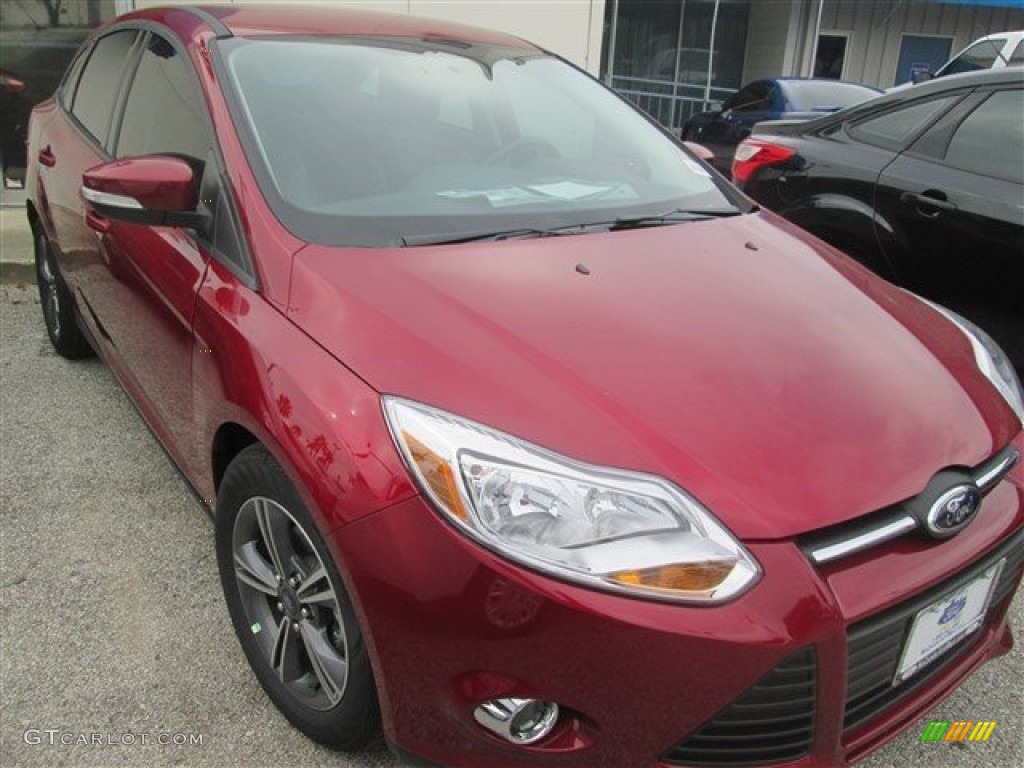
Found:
1,284 -> 1021,768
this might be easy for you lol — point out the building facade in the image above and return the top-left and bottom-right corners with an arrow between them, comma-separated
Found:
602,0 -> 1024,131
2,0 -> 1022,194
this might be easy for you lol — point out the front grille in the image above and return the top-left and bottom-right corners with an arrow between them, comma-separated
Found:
800,446 -> 1018,566
844,527 -> 1024,734
661,648 -> 816,766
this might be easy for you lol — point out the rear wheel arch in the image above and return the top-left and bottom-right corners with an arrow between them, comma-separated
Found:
782,193 -> 901,279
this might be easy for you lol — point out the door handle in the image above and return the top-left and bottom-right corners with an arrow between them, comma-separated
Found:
38,146 -> 56,167
86,209 -> 110,233
900,190 -> 957,216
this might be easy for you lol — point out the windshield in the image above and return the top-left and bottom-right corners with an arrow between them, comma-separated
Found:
784,81 -> 880,112
220,36 -> 741,247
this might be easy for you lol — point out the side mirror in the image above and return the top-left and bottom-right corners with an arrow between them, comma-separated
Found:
683,141 -> 714,164
81,155 -> 209,229
911,70 -> 933,85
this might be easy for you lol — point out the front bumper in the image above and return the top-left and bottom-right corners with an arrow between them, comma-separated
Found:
329,464 -> 1023,768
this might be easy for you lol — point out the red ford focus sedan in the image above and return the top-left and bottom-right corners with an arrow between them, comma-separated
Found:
25,5 -> 1023,767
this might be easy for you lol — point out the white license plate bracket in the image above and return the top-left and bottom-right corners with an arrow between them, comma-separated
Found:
893,560 -> 1004,686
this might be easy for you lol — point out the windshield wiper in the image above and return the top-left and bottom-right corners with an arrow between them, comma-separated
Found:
399,207 -> 747,246
606,207 -> 744,231
400,227 -> 574,247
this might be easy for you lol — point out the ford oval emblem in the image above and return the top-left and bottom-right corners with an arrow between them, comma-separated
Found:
925,484 -> 981,538
938,594 -> 968,625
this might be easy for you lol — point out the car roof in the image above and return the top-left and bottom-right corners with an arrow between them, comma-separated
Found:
766,66 -> 1024,135
117,3 -> 538,52
885,64 -> 1024,99
974,30 -> 1024,42
771,77 -> 874,85
772,78 -> 881,90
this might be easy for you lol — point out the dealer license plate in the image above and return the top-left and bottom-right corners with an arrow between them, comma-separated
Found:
893,560 -> 1004,685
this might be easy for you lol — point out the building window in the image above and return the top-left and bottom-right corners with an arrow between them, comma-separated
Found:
603,0 -> 751,132
814,34 -> 848,80
1,0 -> 120,193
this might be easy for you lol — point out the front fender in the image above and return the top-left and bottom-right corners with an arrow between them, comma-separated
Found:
192,258 -> 417,537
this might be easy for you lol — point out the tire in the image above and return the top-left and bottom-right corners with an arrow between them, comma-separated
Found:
215,444 -> 380,750
34,228 -> 92,359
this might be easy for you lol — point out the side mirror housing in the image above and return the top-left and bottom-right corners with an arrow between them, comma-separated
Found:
81,155 -> 209,229
911,70 -> 933,85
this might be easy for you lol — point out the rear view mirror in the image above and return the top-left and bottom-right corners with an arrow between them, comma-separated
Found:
81,155 -> 209,229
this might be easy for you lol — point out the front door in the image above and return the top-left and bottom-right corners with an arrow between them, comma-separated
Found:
85,30 -> 213,468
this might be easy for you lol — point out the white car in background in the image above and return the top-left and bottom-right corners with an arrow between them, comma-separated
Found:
907,30 -> 1024,86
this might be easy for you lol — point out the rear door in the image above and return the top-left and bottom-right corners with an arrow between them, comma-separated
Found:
874,85 -> 1024,361
86,29 -> 215,465
39,29 -> 139,302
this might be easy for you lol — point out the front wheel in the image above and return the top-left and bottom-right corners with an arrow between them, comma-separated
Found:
215,444 -> 380,749
34,229 -> 92,359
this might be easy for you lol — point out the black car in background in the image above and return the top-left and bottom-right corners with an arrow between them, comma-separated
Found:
734,68 -> 1023,369
681,77 -> 880,173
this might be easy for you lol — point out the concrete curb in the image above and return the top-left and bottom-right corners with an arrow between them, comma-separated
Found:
0,263 -> 35,284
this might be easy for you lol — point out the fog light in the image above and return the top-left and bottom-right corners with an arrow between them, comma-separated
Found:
473,698 -> 559,744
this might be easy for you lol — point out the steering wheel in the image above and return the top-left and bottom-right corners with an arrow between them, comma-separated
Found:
487,137 -> 560,167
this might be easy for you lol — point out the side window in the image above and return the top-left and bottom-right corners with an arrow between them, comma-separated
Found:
70,30 -> 138,146
849,94 -> 960,149
940,39 -> 1007,76
731,82 -> 772,112
116,33 -> 209,162
1010,40 -> 1024,64
943,89 -> 1023,182
60,45 -> 90,111
723,85 -> 754,112
197,151 -> 253,280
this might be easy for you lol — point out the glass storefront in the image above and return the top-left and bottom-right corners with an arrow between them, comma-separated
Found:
1,0 -> 120,192
602,0 -> 751,132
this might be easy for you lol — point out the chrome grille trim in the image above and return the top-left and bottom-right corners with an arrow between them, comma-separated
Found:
809,516 -> 917,565
974,448 -> 1019,493
803,446 -> 1018,567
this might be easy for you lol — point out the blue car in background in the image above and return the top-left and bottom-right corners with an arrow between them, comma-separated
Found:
682,77 -> 881,173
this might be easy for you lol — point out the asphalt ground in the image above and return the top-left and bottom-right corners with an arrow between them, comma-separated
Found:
1,282 -> 1021,768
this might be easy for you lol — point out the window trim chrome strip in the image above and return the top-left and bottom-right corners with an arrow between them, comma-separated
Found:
808,516 -> 918,565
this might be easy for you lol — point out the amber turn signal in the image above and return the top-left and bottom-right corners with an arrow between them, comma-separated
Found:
608,561 -> 736,593
402,431 -> 469,520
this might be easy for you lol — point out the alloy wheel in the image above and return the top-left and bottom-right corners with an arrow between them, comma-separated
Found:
231,497 -> 349,711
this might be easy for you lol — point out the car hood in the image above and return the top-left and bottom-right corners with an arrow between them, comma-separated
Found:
289,211 -> 1016,539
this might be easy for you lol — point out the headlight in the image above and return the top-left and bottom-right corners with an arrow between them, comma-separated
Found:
924,301 -> 1024,425
383,397 -> 760,604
